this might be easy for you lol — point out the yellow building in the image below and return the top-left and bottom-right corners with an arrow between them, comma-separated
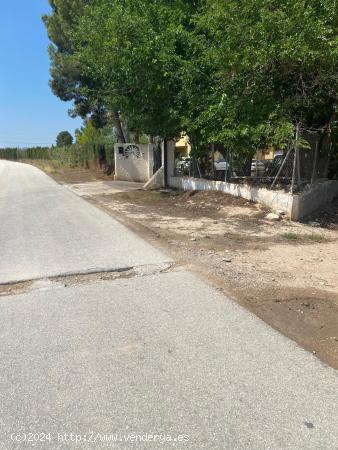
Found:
256,145 -> 275,160
175,134 -> 191,157
175,137 -> 278,162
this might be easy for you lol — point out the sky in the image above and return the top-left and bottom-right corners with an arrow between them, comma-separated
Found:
0,1 -> 82,148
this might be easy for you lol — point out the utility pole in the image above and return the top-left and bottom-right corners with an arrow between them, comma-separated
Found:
291,124 -> 299,194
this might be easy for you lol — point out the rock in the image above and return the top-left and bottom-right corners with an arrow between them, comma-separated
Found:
190,238 -> 196,241
222,258 -> 232,263
265,213 -> 280,221
276,210 -> 286,216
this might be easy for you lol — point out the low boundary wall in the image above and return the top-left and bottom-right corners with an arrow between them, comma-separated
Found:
292,180 -> 338,219
168,176 -> 338,221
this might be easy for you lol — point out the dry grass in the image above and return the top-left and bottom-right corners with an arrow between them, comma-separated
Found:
281,232 -> 330,243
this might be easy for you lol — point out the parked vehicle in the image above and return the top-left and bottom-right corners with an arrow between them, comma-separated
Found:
214,158 -> 229,171
176,156 -> 191,172
267,154 -> 284,175
251,159 -> 265,174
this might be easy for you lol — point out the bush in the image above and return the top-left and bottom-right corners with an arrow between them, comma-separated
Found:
0,143 -> 114,171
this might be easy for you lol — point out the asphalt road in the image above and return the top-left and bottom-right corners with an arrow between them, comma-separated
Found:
0,160 -> 338,449
0,161 -> 168,284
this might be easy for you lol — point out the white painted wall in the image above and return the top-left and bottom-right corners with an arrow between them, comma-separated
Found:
114,143 -> 155,182
292,180 -> 338,219
168,176 -> 338,220
143,166 -> 164,189
169,176 -> 294,216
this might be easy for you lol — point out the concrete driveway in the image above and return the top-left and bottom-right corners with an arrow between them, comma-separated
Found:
65,180 -> 144,197
0,160 -> 337,449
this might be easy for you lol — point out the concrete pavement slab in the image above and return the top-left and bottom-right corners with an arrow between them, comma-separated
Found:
65,180 -> 144,197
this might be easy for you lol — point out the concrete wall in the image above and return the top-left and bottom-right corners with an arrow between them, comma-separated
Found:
169,176 -> 294,216
291,180 -> 338,220
114,143 -> 155,182
143,166 -> 164,189
168,176 -> 338,220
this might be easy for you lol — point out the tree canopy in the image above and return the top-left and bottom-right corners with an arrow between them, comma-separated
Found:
44,0 -> 338,156
43,0 -> 109,128
196,0 -> 338,149
56,130 -> 73,147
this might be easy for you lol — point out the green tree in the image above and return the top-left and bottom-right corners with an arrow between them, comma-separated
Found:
195,0 -> 338,151
56,131 -> 73,147
43,0 -> 114,133
72,0 -> 199,139
45,0 -> 338,165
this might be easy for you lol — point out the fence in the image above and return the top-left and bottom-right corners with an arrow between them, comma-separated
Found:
174,134 -> 332,193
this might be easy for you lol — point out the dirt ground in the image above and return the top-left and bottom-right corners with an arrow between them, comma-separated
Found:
31,163 -> 338,370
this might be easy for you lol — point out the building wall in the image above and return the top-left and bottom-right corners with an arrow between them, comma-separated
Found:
175,134 -> 191,157
114,143 -> 154,182
256,145 -> 275,161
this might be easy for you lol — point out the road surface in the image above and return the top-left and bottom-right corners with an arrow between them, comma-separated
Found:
0,162 -> 167,284
0,160 -> 337,449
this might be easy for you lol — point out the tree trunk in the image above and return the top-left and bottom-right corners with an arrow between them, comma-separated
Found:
113,111 -> 126,143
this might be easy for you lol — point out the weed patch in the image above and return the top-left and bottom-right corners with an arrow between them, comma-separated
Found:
281,232 -> 299,241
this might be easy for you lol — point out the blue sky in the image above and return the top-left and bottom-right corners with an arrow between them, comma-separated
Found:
0,1 -> 82,147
